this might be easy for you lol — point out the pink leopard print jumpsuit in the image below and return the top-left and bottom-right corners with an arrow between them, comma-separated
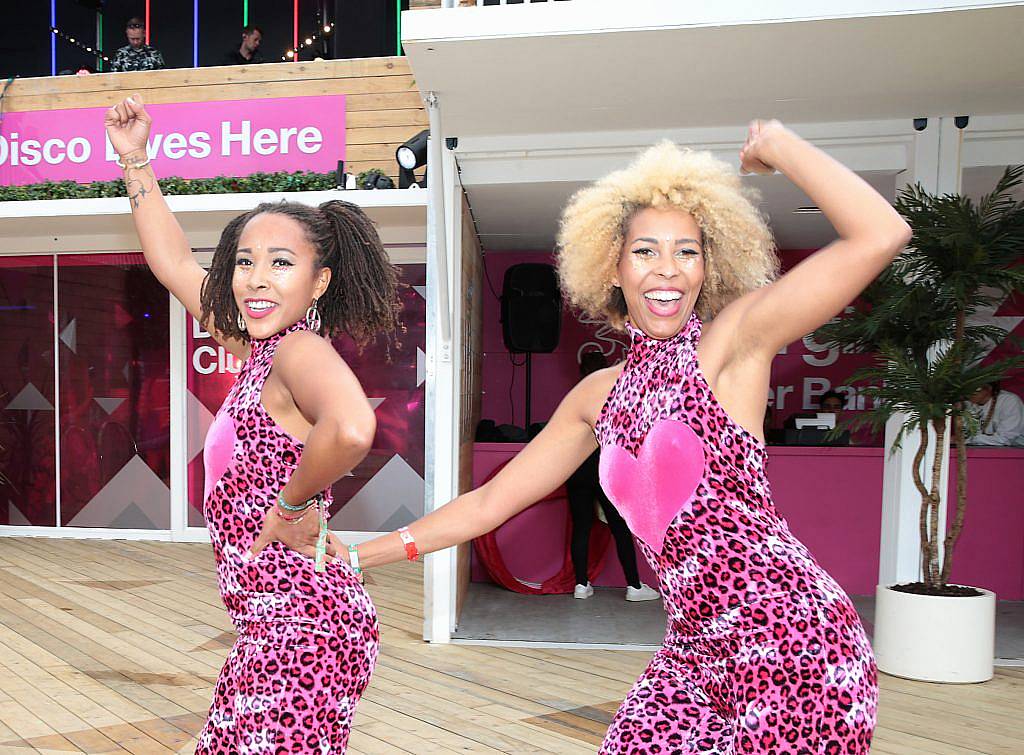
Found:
196,321 -> 379,754
595,315 -> 876,754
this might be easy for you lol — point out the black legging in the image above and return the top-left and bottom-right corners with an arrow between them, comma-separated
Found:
567,450 -> 641,589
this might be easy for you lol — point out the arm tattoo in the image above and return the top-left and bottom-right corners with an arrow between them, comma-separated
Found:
124,173 -> 153,209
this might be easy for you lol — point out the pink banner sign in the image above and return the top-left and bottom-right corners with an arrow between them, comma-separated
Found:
0,94 -> 346,186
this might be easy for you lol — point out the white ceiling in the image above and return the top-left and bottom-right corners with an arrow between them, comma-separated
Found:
466,171 -> 899,252
468,166 -> 1024,253
405,3 -> 1023,252
405,3 -> 1024,137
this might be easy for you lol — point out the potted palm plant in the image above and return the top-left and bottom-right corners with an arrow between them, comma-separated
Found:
816,165 -> 1024,683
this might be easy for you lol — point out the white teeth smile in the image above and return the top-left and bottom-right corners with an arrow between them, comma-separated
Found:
248,300 -> 276,311
644,291 -> 682,302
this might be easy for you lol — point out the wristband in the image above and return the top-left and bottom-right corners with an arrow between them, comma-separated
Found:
277,492 -> 315,513
117,154 -> 152,170
397,526 -> 419,561
348,544 -> 362,575
314,502 -> 328,573
275,505 -> 308,521
275,507 -> 309,525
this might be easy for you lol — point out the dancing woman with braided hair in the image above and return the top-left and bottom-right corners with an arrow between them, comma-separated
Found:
105,95 -> 400,753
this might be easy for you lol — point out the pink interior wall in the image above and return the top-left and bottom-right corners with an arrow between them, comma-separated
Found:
945,448 -> 1024,599
472,445 -> 1024,599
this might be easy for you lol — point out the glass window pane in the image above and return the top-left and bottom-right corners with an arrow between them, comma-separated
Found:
58,254 -> 171,528
186,313 -> 242,528
329,264 -> 427,531
0,256 -> 56,527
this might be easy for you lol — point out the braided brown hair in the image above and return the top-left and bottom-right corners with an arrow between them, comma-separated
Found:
199,200 -> 402,346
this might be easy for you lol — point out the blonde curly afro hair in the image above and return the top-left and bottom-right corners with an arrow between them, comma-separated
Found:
556,141 -> 778,329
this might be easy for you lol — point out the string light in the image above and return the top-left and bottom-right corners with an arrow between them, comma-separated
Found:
51,27 -> 111,63
281,23 -> 332,60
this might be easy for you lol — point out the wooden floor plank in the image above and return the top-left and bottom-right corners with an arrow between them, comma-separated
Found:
0,537 -> 1020,754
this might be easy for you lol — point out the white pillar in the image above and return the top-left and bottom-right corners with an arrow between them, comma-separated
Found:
422,95 -> 459,643
169,295 -> 188,538
877,116 -> 962,586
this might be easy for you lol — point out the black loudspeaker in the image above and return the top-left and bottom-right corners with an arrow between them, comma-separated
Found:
501,263 -> 561,353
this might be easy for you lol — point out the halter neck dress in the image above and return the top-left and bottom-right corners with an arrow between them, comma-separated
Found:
594,314 -> 876,754
195,321 -> 379,754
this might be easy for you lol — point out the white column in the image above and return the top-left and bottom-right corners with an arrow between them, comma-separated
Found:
877,116 -> 962,586
444,147 -> 465,635
169,295 -> 188,538
422,95 -> 459,643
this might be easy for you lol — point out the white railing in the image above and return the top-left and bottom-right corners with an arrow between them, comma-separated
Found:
438,0 -> 563,8
475,0 -> 561,5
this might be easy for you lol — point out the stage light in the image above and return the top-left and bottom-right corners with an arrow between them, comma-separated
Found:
396,129 -> 429,189
286,50 -> 294,58
324,24 -> 331,33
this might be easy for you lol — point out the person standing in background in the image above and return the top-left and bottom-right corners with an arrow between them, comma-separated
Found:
221,25 -> 265,66
569,349 -> 660,602
109,18 -> 165,73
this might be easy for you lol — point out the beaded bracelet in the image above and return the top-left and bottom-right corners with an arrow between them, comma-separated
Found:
275,507 -> 309,525
277,492 -> 316,513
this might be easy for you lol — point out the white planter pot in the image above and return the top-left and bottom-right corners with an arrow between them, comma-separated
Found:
873,584 -> 995,683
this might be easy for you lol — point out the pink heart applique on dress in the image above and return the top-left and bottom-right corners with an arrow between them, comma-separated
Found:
203,411 -> 237,500
599,419 -> 706,554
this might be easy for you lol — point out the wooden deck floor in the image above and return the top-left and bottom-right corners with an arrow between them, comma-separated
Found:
0,538 -> 1020,753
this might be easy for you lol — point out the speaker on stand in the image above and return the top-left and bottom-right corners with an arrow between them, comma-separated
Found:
500,263 -> 561,429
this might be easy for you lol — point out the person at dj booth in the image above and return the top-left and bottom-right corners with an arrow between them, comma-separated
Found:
966,381 -> 1024,447
109,18 -> 165,73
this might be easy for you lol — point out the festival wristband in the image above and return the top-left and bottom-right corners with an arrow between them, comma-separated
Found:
277,492 -> 315,513
314,502 -> 328,573
348,544 -> 362,575
397,526 -> 419,561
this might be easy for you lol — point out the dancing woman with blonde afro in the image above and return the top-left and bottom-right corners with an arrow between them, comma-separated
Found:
557,141 -> 778,327
342,121 -> 911,754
